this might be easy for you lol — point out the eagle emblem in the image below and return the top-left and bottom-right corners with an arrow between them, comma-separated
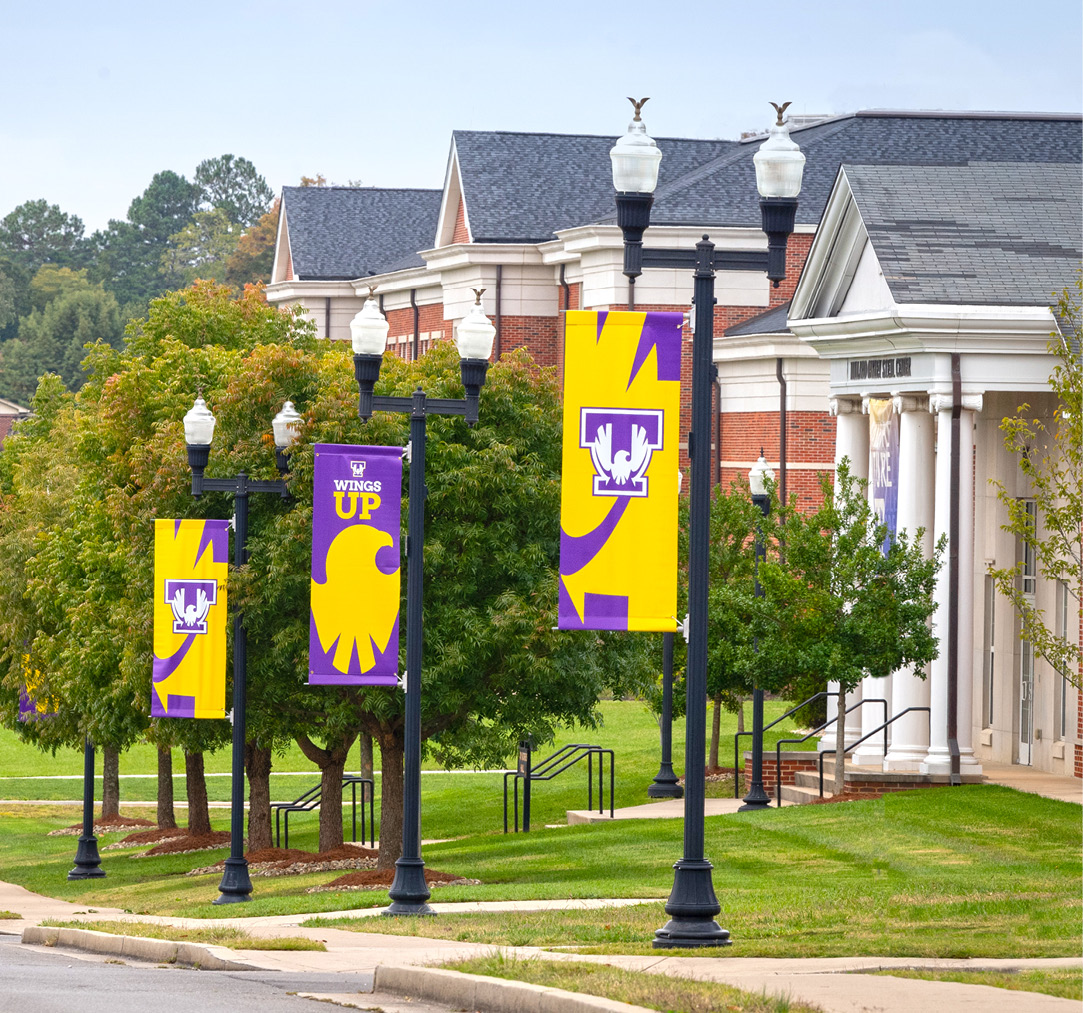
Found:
580,408 -> 664,497
165,579 -> 217,635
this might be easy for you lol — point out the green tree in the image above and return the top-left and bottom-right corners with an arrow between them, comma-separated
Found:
0,200 -> 87,276
990,277 -> 1082,688
27,264 -> 95,312
162,209 -> 240,287
758,464 -> 942,793
195,155 -> 273,228
0,286 -> 123,402
225,199 -> 280,287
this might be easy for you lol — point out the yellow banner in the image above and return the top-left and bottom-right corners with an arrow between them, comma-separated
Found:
152,519 -> 229,718
559,310 -> 681,631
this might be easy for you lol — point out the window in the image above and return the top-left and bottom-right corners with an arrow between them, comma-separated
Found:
1055,580 -> 1070,740
1021,500 -> 1037,596
983,575 -> 995,727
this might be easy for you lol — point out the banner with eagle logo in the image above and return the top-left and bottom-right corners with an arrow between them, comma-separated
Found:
559,310 -> 681,631
152,518 -> 229,718
309,443 -> 402,686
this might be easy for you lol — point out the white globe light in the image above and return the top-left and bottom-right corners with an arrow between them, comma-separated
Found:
456,291 -> 496,361
609,98 -> 663,194
272,400 -> 302,450
350,295 -> 390,356
183,396 -> 216,446
754,105 -> 806,199
748,454 -> 775,497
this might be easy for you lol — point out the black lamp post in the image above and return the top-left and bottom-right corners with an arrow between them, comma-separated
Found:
738,453 -> 773,812
350,287 -> 496,917
183,397 -> 301,904
610,98 -> 803,948
647,632 -> 683,799
68,737 -> 105,880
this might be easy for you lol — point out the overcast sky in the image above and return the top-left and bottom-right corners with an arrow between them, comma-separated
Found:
4,0 -> 1081,233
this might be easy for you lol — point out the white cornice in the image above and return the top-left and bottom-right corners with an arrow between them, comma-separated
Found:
715,330 -> 822,362
265,279 -> 358,301
421,242 -> 546,270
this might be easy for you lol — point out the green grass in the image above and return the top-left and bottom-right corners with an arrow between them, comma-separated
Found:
42,919 -> 325,951
0,909 -> 19,918
443,954 -> 823,1013
864,967 -> 1082,1001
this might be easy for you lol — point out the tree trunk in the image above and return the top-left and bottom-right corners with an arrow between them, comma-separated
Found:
245,741 -> 273,853
709,693 -> 722,770
376,729 -> 404,870
833,685 -> 847,796
185,750 -> 212,835
101,746 -> 120,818
360,732 -> 374,782
156,745 -> 177,830
295,732 -> 357,853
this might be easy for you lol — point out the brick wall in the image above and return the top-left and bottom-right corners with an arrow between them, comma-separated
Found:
498,315 -> 561,368
385,302 -> 447,361
452,200 -> 470,244
746,750 -> 819,786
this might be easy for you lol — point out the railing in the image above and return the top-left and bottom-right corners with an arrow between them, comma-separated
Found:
272,775 -> 375,849
818,707 -> 931,798
503,743 -> 614,832
733,691 -> 839,797
772,697 -> 888,806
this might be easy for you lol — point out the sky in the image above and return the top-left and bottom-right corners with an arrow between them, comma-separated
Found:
3,0 -> 1081,233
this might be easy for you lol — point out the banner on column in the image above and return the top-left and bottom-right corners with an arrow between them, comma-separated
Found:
309,443 -> 402,686
152,519 -> 229,718
559,310 -> 681,631
868,398 -> 899,549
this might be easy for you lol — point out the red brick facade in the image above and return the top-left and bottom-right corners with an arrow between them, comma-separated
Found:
452,200 -> 470,245
385,302 -> 447,361
746,750 -> 820,787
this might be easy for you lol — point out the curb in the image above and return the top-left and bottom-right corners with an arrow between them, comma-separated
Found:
375,965 -> 655,1013
21,925 -> 259,971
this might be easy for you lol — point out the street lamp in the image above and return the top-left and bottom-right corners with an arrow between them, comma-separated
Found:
351,288 -> 495,916
611,98 -> 803,948
738,452 -> 773,813
647,632 -> 683,799
68,737 -> 105,880
183,396 -> 300,904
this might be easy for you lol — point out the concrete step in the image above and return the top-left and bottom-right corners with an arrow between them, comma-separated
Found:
780,783 -> 829,805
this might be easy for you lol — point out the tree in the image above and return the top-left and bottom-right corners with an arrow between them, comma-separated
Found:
0,285 -> 123,402
195,155 -> 273,229
27,265 -> 95,312
758,464 -> 942,793
990,276 -> 1082,688
162,209 -> 240,287
225,199 -> 280,288
0,200 -> 87,276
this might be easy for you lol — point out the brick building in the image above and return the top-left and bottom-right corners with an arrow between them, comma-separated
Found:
265,109 -> 1082,778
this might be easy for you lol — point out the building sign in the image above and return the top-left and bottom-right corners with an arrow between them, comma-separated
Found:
559,310 -> 681,631
309,443 -> 402,686
868,398 -> 899,548
152,519 -> 229,718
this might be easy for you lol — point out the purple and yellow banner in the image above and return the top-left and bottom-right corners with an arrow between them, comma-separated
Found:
559,310 -> 681,631
152,519 -> 229,718
309,443 -> 401,686
868,397 -> 899,551
19,655 -> 56,723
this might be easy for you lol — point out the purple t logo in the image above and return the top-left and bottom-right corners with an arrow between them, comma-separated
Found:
580,408 -> 664,497
165,579 -> 218,635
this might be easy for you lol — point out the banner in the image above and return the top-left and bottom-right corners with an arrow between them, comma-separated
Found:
559,310 -> 681,631
152,519 -> 229,718
868,397 -> 899,551
309,443 -> 402,686
19,655 -> 56,723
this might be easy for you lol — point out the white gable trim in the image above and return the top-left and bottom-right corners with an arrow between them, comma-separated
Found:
271,204 -> 294,284
435,141 -> 471,248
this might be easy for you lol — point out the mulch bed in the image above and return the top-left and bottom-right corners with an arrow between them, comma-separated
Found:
677,766 -> 739,785
48,813 -> 157,837
188,842 -> 379,878
141,831 -> 232,857
103,826 -> 189,851
307,867 -> 480,893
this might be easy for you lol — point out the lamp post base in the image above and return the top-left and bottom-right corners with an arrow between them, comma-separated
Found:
737,786 -> 772,811
68,835 -> 106,880
647,764 -> 684,799
213,857 -> 253,904
653,859 -> 731,949
385,857 -> 436,916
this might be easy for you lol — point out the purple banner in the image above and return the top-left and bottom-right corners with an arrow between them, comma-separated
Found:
309,443 -> 402,685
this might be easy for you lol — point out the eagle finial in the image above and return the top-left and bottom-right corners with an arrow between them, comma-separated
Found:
367,284 -> 378,298
627,97 -> 650,121
770,101 -> 792,127
472,288 -> 485,305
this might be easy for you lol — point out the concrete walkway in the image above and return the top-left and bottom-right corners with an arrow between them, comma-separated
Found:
979,759 -> 1082,804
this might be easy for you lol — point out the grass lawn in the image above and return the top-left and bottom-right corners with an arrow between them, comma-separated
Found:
444,954 -> 823,1013
863,967 -> 1081,1001
0,785 -> 1069,960
42,919 -> 325,951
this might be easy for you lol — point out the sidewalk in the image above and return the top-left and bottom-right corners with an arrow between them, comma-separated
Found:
2,879 -> 1077,1012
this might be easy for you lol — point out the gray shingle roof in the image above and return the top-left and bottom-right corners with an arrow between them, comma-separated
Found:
724,301 -> 793,336
452,130 -> 735,242
633,111 -> 1083,229
281,187 -> 441,279
844,161 -> 1083,306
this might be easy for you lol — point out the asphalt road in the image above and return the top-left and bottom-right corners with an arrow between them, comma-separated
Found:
0,935 -> 377,1013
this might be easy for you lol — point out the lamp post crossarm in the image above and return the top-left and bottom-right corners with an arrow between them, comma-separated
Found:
639,247 -> 769,275
372,394 -> 468,418
198,476 -> 289,495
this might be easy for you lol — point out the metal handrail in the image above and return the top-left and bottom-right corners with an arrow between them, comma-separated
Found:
503,744 -> 614,832
733,691 -> 839,797
273,775 -> 375,849
773,698 -> 888,807
818,707 -> 931,798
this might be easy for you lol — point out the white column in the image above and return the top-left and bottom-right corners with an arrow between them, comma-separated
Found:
922,394 -> 983,774
822,397 -> 868,752
885,395 -> 934,770
852,395 -> 889,764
